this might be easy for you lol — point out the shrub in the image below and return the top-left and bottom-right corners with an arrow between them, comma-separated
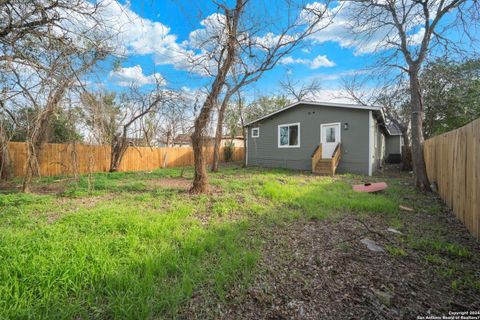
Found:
223,141 -> 235,162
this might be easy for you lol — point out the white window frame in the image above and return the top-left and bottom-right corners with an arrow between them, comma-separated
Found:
278,122 -> 300,148
251,127 -> 260,138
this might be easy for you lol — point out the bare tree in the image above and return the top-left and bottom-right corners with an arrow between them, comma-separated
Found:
0,1 -> 103,43
344,0 -> 479,190
236,92 -> 248,168
341,75 -> 411,167
14,44 -> 107,192
82,83 -> 178,172
0,0 -> 114,192
228,90 -> 248,167
341,75 -> 411,146
191,0 -> 334,188
188,0 -> 244,192
279,74 -> 321,101
211,83 -> 235,172
0,1 -> 108,182
155,93 -> 193,147
80,91 -> 118,146
0,99 -> 16,180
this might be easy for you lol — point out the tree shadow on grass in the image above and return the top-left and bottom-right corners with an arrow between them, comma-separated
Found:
0,209 -> 262,319
0,170 -> 404,319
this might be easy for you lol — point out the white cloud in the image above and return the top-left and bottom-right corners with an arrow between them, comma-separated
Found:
109,65 -> 165,87
408,28 -> 425,46
280,54 -> 335,69
315,89 -> 360,103
305,1 -> 428,55
310,55 -> 336,68
96,0 -> 193,70
308,69 -> 370,82
280,56 -> 310,65
90,0 -> 429,82
97,2 -> 343,77
188,13 -> 228,50
254,32 -> 295,49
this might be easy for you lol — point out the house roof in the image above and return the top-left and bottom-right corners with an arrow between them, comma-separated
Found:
386,124 -> 402,136
245,100 -> 400,137
244,101 -> 383,127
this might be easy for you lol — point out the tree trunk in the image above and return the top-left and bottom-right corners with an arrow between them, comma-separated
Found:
400,128 -> 412,171
190,0 -> 243,194
211,94 -> 232,172
109,135 -> 129,172
0,129 -> 11,181
21,110 -> 52,192
22,141 -> 37,192
0,147 -> 10,180
408,67 -> 430,191
211,118 -> 223,172
21,81 -> 71,192
166,129 -> 172,147
191,128 -> 209,193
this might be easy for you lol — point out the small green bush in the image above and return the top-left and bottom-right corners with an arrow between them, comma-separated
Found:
223,141 -> 235,162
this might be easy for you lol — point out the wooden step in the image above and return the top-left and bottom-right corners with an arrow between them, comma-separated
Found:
314,158 -> 336,175
316,161 -> 332,167
315,163 -> 333,169
318,159 -> 332,163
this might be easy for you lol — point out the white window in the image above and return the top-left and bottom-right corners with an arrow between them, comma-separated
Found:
251,127 -> 260,138
326,127 -> 336,142
278,123 -> 300,148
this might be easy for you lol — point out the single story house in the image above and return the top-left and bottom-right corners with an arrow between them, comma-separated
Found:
244,101 -> 403,176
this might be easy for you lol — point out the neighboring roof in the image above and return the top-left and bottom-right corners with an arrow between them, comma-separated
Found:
244,101 -> 383,127
221,135 -> 244,140
159,133 -> 191,145
386,124 -> 403,136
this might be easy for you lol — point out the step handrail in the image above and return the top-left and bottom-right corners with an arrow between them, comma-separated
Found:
311,144 -> 322,173
331,143 -> 341,174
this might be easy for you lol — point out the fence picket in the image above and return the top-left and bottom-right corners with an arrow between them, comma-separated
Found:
424,118 -> 480,239
7,142 -> 244,179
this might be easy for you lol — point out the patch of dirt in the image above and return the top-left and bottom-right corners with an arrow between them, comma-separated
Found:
146,178 -> 223,195
0,181 -> 20,193
56,193 -> 116,208
182,204 -> 480,319
0,178 -> 75,194
33,180 -> 72,194
43,194 -> 118,224
146,178 -> 193,190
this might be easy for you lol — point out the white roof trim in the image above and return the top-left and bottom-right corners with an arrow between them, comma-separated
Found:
244,100 -> 383,127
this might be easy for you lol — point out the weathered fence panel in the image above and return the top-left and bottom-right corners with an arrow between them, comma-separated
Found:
7,142 -> 244,178
424,118 -> 480,239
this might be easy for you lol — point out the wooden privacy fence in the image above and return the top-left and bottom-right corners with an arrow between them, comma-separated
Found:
7,142 -> 244,178
424,118 -> 480,239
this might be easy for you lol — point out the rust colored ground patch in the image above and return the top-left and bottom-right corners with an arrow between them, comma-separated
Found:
146,177 -> 193,190
181,201 -> 480,320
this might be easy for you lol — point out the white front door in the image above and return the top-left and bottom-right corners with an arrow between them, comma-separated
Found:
320,123 -> 341,158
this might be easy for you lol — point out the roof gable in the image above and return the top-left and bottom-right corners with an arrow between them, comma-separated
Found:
244,101 -> 383,127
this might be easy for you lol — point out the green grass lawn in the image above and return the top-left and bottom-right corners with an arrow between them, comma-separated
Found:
0,165 -> 469,319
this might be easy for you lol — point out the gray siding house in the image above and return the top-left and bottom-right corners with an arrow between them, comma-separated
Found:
245,101 -> 402,176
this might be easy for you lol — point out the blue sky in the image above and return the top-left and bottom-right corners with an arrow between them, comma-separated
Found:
98,0 -> 475,101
